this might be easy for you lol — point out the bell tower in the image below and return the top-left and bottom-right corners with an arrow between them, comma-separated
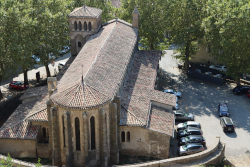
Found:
68,5 -> 102,56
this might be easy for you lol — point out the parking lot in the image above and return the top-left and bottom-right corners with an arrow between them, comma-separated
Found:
160,49 -> 250,158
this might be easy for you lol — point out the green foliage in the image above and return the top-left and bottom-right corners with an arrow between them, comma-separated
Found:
35,158 -> 42,167
0,154 -> 14,167
203,0 -> 250,84
118,0 -> 170,50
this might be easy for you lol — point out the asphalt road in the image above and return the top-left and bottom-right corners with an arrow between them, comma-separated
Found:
160,49 -> 250,158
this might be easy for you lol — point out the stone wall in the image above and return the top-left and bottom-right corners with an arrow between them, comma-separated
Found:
114,137 -> 221,167
0,139 -> 36,158
119,126 -> 171,159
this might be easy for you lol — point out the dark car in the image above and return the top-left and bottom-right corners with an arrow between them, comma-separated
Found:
177,127 -> 203,138
177,121 -> 201,131
9,81 -> 29,91
179,135 -> 206,146
179,143 -> 204,156
174,110 -> 194,121
220,117 -> 235,132
233,85 -> 250,95
218,103 -> 230,117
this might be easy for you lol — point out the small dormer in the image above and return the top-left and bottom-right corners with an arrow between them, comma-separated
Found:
68,5 -> 102,56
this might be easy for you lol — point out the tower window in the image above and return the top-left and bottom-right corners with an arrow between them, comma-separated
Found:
84,22 -> 87,31
127,131 -> 130,142
74,21 -> 77,31
78,41 -> 82,47
90,116 -> 96,149
79,21 -> 82,31
75,117 -> 80,150
62,115 -> 65,147
42,127 -> 46,138
121,131 -> 125,142
88,22 -> 91,31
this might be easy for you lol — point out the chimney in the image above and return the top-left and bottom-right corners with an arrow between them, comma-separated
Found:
47,77 -> 57,96
132,6 -> 139,29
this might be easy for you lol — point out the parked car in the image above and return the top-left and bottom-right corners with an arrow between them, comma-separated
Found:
213,74 -> 222,78
177,121 -> 201,131
174,110 -> 194,121
58,62 -> 66,71
209,65 -> 227,72
179,143 -> 204,156
220,117 -> 235,132
163,89 -> 182,98
218,103 -> 230,117
173,103 -> 179,110
31,55 -> 41,64
9,81 -> 29,91
177,127 -> 203,138
246,90 -> 250,98
204,71 -> 212,76
179,135 -> 206,146
233,85 -> 250,95
59,46 -> 70,55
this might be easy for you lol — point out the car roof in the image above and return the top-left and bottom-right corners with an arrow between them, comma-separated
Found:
186,143 -> 203,147
164,89 -> 174,92
186,127 -> 201,131
221,117 -> 233,125
174,110 -> 185,114
186,121 -> 200,125
187,135 -> 203,139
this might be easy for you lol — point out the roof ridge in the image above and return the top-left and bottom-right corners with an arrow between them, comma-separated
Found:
25,108 -> 47,120
83,22 -> 117,79
121,105 -> 144,125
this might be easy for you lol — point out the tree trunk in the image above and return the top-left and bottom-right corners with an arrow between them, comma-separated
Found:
235,77 -> 241,86
45,64 -> 51,77
150,43 -> 154,50
184,42 -> 190,73
0,89 -> 2,99
23,68 -> 29,85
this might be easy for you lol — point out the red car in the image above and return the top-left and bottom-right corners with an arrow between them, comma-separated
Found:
9,81 -> 29,91
247,90 -> 250,98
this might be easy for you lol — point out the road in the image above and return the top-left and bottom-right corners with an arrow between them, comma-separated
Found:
0,52 -> 71,96
160,49 -> 250,158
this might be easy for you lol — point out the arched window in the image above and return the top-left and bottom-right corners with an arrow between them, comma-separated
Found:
90,116 -> 96,149
121,131 -> 125,142
88,22 -> 91,31
84,22 -> 87,31
74,21 -> 77,31
127,131 -> 130,142
42,127 -> 46,138
75,117 -> 80,150
79,21 -> 82,31
62,115 -> 65,147
78,41 -> 82,47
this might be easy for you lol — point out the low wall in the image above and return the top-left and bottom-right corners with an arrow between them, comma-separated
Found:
113,137 -> 221,167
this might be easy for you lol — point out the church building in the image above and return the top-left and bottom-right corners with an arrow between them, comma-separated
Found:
0,5 -> 176,167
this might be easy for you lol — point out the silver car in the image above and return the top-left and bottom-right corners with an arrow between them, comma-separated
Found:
177,121 -> 201,131
173,110 -> 194,121
163,89 -> 182,98
179,143 -> 204,156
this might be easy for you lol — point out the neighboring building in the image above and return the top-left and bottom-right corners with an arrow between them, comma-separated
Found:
0,5 -> 176,167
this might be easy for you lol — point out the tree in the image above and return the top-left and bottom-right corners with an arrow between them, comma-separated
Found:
203,0 -> 250,85
33,0 -> 70,77
118,0 -> 170,50
0,0 -> 20,98
167,0 -> 206,72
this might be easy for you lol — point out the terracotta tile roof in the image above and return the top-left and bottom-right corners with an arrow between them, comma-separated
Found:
68,6 -> 102,18
120,51 -> 176,134
51,21 -> 138,109
0,87 -> 48,139
0,121 -> 39,139
148,105 -> 174,135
